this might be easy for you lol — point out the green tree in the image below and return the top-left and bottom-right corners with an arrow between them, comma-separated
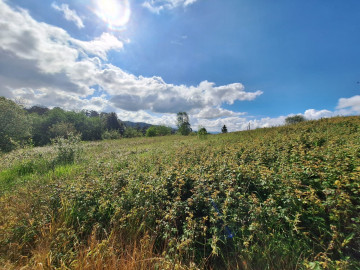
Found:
145,125 -> 172,137
0,97 -> 31,152
198,127 -> 208,140
146,126 -> 157,137
104,112 -> 125,135
285,115 -> 306,125
221,125 -> 228,133
81,117 -> 104,141
177,112 -> 192,135
124,127 -> 143,138
30,107 -> 67,146
49,122 -> 77,139
155,125 -> 172,136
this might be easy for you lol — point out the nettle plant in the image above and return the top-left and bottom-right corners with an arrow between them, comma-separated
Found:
51,132 -> 82,165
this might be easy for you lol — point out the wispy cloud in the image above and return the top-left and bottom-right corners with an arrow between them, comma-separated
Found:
142,0 -> 199,13
142,1 -> 164,14
51,2 -> 84,29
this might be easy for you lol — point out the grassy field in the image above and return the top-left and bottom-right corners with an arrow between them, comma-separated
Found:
1,116 -> 360,269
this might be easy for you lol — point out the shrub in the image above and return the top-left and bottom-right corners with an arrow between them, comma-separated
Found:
49,122 -> 77,139
146,126 -> 172,137
198,127 -> 208,140
146,126 -> 157,137
285,115 -> 306,125
52,133 -> 82,165
101,130 -> 121,140
124,127 -> 143,138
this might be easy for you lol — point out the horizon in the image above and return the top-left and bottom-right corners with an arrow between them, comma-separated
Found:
1,0 -> 360,132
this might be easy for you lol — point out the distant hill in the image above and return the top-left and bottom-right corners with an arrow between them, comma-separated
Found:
123,121 -> 153,130
124,121 -> 177,134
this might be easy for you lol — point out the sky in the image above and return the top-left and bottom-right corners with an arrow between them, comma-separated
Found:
1,0 -> 360,132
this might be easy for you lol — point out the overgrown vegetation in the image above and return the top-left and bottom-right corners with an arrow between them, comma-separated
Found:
0,97 -> 176,153
285,115 -> 306,125
146,125 -> 172,137
0,116 -> 360,269
0,97 -> 32,152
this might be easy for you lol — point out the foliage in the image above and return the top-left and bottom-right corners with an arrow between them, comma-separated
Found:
0,97 -> 31,152
123,127 -> 143,138
197,127 -> 208,140
177,112 -> 192,135
101,129 -> 122,140
285,114 -> 306,125
221,125 -> 228,133
146,125 -> 172,137
49,122 -> 77,139
1,116 -> 360,269
52,133 -> 82,165
104,112 -> 125,135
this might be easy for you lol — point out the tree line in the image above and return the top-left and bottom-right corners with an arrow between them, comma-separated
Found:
0,97 -> 236,153
0,97 -> 175,152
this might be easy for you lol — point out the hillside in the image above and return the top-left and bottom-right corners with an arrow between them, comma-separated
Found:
0,116 -> 359,269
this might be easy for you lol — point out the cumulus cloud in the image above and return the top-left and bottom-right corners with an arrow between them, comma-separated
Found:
52,2 -> 84,29
0,0 -> 262,129
101,71 -> 263,113
0,0 -> 122,102
303,109 -> 335,119
337,95 -> 360,114
195,107 -> 343,133
71,33 -> 124,60
142,0 -> 198,13
194,115 -> 287,133
194,107 -> 246,119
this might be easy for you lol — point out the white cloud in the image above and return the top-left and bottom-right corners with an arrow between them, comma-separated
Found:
0,0 -> 262,127
337,95 -> 360,114
194,107 -> 246,119
142,1 -> 164,14
194,115 -> 287,133
51,2 -> 84,29
142,0 -> 198,13
303,109 -> 335,119
71,33 -> 124,60
98,71 -> 263,113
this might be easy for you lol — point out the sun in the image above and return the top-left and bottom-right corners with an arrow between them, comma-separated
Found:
93,0 -> 131,30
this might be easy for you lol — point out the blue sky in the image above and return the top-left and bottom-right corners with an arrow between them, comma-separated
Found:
1,0 -> 360,132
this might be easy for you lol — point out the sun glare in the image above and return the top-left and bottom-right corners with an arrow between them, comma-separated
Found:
93,0 -> 131,30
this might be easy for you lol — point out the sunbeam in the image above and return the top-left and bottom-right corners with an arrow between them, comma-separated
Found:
93,0 -> 131,30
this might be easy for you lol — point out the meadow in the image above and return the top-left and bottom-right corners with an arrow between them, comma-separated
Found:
0,116 -> 359,269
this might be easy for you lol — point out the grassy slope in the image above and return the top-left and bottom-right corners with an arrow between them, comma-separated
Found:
0,116 -> 360,269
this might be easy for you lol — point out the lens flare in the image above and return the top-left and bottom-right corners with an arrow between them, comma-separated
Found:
93,0 -> 131,30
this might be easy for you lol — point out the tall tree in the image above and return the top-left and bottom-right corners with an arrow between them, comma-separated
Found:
105,112 -> 125,135
177,112 -> 192,135
221,125 -> 228,133
0,97 -> 31,152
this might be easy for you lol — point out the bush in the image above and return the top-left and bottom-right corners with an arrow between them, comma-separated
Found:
0,97 -> 31,152
49,122 -> 77,139
285,115 -> 306,125
198,127 -> 208,140
146,126 -> 157,137
146,126 -> 172,137
52,133 -> 82,165
123,127 -> 143,138
101,130 -> 121,140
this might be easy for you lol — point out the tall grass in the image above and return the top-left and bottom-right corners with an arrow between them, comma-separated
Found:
0,116 -> 360,269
